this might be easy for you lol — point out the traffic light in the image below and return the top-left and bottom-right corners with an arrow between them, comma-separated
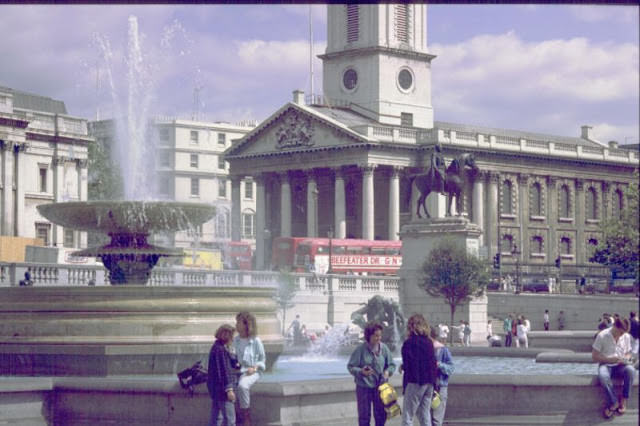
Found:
554,257 -> 561,268
493,253 -> 501,269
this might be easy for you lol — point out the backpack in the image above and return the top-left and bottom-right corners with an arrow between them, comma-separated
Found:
177,361 -> 208,396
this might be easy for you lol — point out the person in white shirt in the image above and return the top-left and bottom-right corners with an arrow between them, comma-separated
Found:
543,310 -> 550,331
592,317 -> 635,419
515,318 -> 529,348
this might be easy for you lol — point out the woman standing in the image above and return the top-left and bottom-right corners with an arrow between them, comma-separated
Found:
347,322 -> 396,426
233,312 -> 266,426
430,326 -> 454,426
516,318 -> 529,348
207,324 -> 238,426
400,314 -> 437,426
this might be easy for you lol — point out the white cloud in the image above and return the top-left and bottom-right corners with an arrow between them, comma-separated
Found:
591,123 -> 639,145
567,5 -> 637,23
236,39 -> 326,72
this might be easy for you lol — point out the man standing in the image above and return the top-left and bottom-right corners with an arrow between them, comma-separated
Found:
543,310 -> 550,331
287,314 -> 303,346
503,315 -> 512,347
592,317 -> 635,419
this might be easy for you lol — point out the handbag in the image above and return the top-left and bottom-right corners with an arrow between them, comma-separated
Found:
177,361 -> 208,395
431,390 -> 441,409
377,381 -> 402,418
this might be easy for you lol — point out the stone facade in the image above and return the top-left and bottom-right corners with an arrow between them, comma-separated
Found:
224,5 -> 639,275
0,86 -> 90,251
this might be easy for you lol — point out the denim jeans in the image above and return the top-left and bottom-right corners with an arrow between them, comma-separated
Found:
237,372 -> 261,409
431,386 -> 448,426
356,385 -> 386,426
209,398 -> 236,426
597,363 -> 635,407
402,382 -> 433,426
504,332 -> 512,347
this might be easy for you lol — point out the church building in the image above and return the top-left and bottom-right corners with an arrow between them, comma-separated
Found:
224,4 -> 638,274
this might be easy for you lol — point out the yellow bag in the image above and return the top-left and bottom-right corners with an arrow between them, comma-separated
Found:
431,390 -> 441,409
377,382 -> 402,418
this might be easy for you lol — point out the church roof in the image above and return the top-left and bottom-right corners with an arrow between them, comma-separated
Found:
0,85 -> 68,115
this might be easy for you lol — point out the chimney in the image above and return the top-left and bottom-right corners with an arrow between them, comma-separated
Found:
581,125 -> 593,140
293,90 -> 305,105
608,140 -> 619,149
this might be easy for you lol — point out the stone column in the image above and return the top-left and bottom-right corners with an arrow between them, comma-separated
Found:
388,167 -> 401,241
78,159 -> 89,247
1,143 -> 15,236
518,174 -> 530,260
472,171 -> 485,246
361,165 -> 375,240
255,174 -> 266,269
14,143 -> 27,237
334,168 -> 346,239
306,171 -> 318,238
548,176 -> 558,262
486,172 -> 500,257
279,172 -> 292,237
231,175 -> 242,241
575,179 -> 585,264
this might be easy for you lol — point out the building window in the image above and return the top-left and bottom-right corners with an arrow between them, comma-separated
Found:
242,210 -> 255,238
63,229 -> 74,248
190,153 -> 198,168
612,189 -> 623,218
502,180 -> 513,214
588,238 -> 598,262
395,4 -> 410,43
530,183 -> 542,216
346,4 -> 359,43
218,155 -> 225,170
400,112 -> 413,127
560,237 -> 571,256
244,181 -> 253,200
159,128 -> 169,141
586,187 -> 597,220
500,235 -> 513,254
559,185 -> 571,218
159,176 -> 170,196
531,236 -> 543,255
160,150 -> 171,167
218,133 -> 226,146
216,209 -> 229,238
39,168 -> 47,192
218,178 -> 227,198
190,177 -> 199,197
36,223 -> 51,246
190,130 -> 199,144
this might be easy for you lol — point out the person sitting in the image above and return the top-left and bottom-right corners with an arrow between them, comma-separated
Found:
19,271 -> 33,287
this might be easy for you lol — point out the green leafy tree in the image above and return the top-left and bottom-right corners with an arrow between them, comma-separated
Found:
590,172 -> 639,285
419,238 -> 490,342
274,271 -> 298,335
87,139 -> 123,201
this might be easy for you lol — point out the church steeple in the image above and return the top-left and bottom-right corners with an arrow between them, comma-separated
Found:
319,4 -> 436,129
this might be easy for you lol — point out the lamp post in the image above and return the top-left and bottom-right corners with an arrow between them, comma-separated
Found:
512,243 -> 521,294
327,228 -> 333,274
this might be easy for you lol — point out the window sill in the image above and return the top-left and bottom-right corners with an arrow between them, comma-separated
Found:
560,254 -> 574,260
530,215 -> 546,222
530,253 -> 546,258
558,217 -> 573,223
586,219 -> 600,225
500,214 -> 517,220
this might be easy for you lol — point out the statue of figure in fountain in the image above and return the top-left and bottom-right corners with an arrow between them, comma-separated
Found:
351,295 -> 405,352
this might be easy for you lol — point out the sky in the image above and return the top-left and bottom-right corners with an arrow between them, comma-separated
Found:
0,4 -> 638,145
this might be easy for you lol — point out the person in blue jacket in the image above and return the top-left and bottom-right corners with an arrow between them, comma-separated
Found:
347,321 -> 396,426
430,326 -> 455,426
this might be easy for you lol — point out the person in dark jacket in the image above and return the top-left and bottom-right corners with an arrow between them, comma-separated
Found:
207,324 -> 240,426
400,314 -> 437,426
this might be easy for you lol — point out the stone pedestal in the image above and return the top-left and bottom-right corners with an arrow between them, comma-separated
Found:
399,217 -> 487,344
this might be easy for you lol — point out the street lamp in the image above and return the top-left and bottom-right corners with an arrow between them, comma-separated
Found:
327,228 -> 333,274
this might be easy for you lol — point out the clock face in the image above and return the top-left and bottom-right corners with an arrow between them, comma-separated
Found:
398,69 -> 413,91
343,69 -> 358,90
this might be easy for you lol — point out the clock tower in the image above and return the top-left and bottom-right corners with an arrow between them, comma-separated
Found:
319,4 -> 436,129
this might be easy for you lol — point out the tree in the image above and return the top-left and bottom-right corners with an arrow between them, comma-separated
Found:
419,238 -> 490,342
87,138 -> 123,201
590,172 -> 639,286
273,271 -> 298,335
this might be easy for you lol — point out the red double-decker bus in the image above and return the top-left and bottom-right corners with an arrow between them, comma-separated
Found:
271,237 -> 402,275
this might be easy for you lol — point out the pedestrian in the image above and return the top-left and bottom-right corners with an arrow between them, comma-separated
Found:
503,315 -> 512,347
286,314 -> 303,346
579,275 -> 586,294
207,324 -> 239,426
430,326 -> 454,426
437,323 -> 449,344
511,313 -> 518,342
400,314 -> 437,426
522,315 -> 531,333
629,312 -> 639,361
456,320 -> 465,346
516,318 -> 529,348
19,271 -> 33,286
592,317 -> 635,419
486,320 -> 493,340
543,310 -> 550,331
233,312 -> 266,426
462,321 -> 472,347
347,321 -> 396,426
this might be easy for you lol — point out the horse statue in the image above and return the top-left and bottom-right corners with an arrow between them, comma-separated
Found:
408,152 -> 479,219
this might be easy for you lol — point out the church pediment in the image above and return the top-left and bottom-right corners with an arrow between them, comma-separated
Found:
225,103 -> 371,159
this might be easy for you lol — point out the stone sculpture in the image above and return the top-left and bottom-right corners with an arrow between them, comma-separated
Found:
351,295 -> 405,352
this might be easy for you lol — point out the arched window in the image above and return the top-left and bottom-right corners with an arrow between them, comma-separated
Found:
586,187 -> 597,220
346,5 -> 359,43
215,209 -> 230,239
612,189 -> 624,218
560,237 -> 571,256
559,185 -> 570,218
530,182 -> 542,216
502,180 -> 513,214
531,236 -> 543,254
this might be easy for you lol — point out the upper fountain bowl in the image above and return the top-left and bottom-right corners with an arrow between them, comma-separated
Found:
37,201 -> 216,234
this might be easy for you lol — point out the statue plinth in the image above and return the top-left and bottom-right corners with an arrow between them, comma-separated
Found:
399,217 -> 487,343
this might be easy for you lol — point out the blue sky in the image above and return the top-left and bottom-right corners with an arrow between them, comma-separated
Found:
0,4 -> 637,145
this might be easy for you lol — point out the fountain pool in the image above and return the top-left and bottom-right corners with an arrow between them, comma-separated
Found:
260,355 -> 598,382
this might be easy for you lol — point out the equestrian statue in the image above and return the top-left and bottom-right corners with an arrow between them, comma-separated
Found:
408,144 -> 480,219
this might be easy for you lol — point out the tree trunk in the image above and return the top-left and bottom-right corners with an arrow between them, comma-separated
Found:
449,304 -> 456,345
282,308 -> 287,336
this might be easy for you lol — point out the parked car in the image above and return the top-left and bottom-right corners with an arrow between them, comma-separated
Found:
486,279 -> 501,291
522,279 -> 550,293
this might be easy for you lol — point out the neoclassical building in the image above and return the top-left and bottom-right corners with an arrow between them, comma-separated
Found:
225,4 -> 638,274
0,86 -> 90,250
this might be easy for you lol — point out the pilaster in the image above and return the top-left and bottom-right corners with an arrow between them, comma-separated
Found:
361,165 -> 376,240
334,168 -> 346,239
388,167 -> 401,241
518,174 -> 530,261
279,172 -> 292,238
305,170 -> 318,238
